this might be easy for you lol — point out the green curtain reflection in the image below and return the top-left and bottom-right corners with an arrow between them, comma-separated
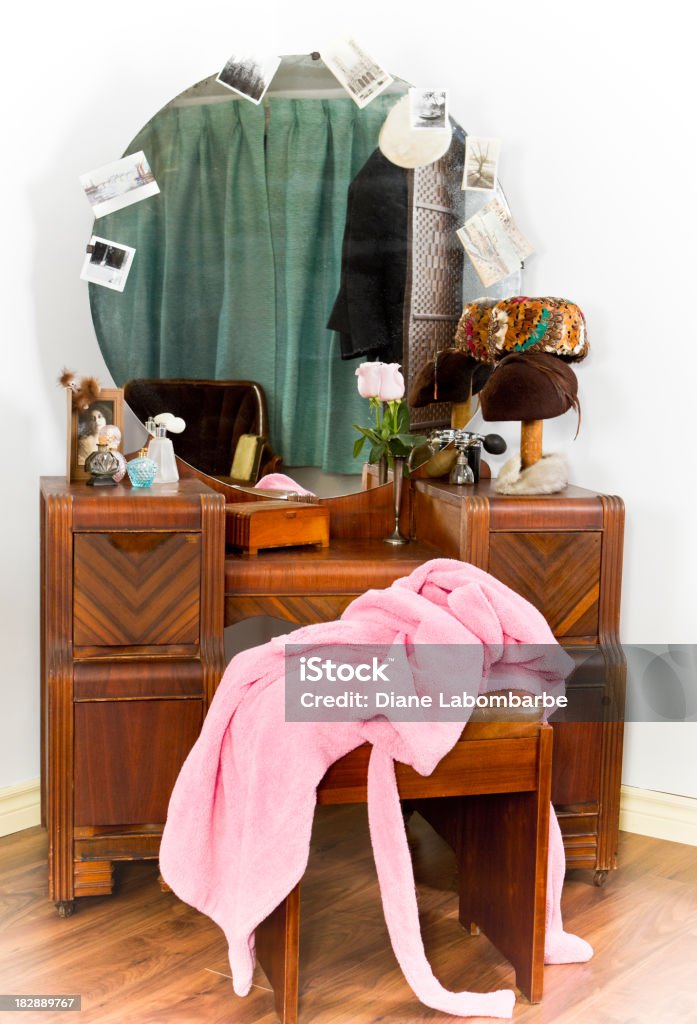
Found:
91,95 -> 396,474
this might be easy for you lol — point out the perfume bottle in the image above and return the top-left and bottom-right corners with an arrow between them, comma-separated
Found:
147,424 -> 179,483
449,450 -> 474,486
84,441 -> 120,487
127,448 -> 158,488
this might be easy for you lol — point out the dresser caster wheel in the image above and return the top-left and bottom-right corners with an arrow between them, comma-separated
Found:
55,900 -> 75,918
593,869 -> 609,887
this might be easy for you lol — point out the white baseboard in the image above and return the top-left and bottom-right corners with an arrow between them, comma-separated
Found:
0,779 -> 41,838
620,785 -> 697,847
1,779 -> 696,847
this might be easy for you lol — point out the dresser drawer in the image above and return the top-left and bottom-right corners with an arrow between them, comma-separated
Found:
73,659 -> 204,700
488,531 -> 601,638
73,532 -> 201,646
74,699 -> 204,826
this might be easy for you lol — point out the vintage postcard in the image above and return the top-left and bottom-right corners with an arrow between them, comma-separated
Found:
216,52 -> 282,104
80,235 -> 135,292
463,137 -> 501,191
409,88 -> 448,130
80,151 -> 159,218
457,197 -> 533,288
321,37 -> 393,108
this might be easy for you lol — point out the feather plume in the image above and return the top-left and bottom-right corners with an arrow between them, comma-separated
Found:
73,376 -> 101,409
80,377 -> 101,404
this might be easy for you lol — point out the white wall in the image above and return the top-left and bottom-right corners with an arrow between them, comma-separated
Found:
2,0 -> 695,795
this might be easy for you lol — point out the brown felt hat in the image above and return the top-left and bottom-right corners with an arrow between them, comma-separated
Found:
479,352 -> 580,423
408,349 -> 493,407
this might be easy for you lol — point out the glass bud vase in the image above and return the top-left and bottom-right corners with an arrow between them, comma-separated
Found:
127,449 -> 158,488
384,455 -> 409,545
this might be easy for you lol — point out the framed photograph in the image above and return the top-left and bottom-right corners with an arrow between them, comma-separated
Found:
216,52 -> 282,104
408,88 -> 448,130
320,37 -> 393,108
67,388 -> 124,483
80,151 -> 159,218
463,137 -> 501,191
80,235 -> 135,292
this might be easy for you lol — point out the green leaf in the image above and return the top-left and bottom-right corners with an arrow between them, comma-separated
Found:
388,438 -> 410,457
353,436 -> 366,458
393,432 -> 429,449
396,403 -> 410,433
353,425 -> 381,444
369,442 -> 386,464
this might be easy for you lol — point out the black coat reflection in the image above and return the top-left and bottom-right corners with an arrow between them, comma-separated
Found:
327,149 -> 408,362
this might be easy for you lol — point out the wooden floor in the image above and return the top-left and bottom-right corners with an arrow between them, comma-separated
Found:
1,810 -> 696,1023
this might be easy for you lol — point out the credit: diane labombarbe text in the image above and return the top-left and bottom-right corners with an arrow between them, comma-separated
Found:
297,690 -> 568,710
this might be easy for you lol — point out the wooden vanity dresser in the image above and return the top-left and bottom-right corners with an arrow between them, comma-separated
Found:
41,471 -> 624,914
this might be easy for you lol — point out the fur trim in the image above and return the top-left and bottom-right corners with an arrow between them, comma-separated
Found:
495,452 -> 568,495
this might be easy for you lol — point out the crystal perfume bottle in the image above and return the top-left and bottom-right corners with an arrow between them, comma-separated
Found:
449,450 -> 475,486
127,448 -> 158,488
147,424 -> 179,483
84,441 -> 120,486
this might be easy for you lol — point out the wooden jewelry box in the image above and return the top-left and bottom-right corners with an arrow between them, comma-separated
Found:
226,500 -> 330,555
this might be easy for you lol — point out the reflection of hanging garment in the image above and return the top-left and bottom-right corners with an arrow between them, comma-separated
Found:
327,149 -> 408,361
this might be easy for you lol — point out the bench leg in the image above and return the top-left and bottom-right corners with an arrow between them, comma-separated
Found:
456,730 -> 552,1002
255,884 -> 300,1024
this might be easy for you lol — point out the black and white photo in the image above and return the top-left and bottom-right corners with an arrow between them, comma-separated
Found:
463,136 -> 501,191
320,37 -> 393,108
80,151 -> 159,218
80,235 -> 135,293
409,88 -> 448,130
216,52 -> 281,104
67,387 -> 124,482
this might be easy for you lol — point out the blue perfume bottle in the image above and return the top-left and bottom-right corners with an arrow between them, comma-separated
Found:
127,448 -> 158,488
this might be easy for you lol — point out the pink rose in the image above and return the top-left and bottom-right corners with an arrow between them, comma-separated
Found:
355,361 -> 384,399
378,363 -> 405,401
355,361 -> 405,401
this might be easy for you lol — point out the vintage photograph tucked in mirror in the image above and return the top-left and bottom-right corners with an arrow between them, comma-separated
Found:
88,54 -> 522,496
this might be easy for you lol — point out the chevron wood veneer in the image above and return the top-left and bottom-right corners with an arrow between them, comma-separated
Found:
224,594 -> 354,626
488,531 -> 601,637
74,532 -> 201,646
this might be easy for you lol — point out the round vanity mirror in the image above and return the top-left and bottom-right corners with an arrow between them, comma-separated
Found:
88,54 -> 521,496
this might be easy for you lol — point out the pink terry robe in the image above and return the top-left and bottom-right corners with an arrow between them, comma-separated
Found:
159,558 -> 592,1019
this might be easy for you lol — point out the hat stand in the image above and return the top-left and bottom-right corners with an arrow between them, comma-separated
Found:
450,381 -> 473,430
451,399 -> 472,430
520,419 -> 543,468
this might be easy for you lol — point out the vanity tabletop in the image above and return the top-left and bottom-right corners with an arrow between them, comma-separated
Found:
224,538 -> 443,595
